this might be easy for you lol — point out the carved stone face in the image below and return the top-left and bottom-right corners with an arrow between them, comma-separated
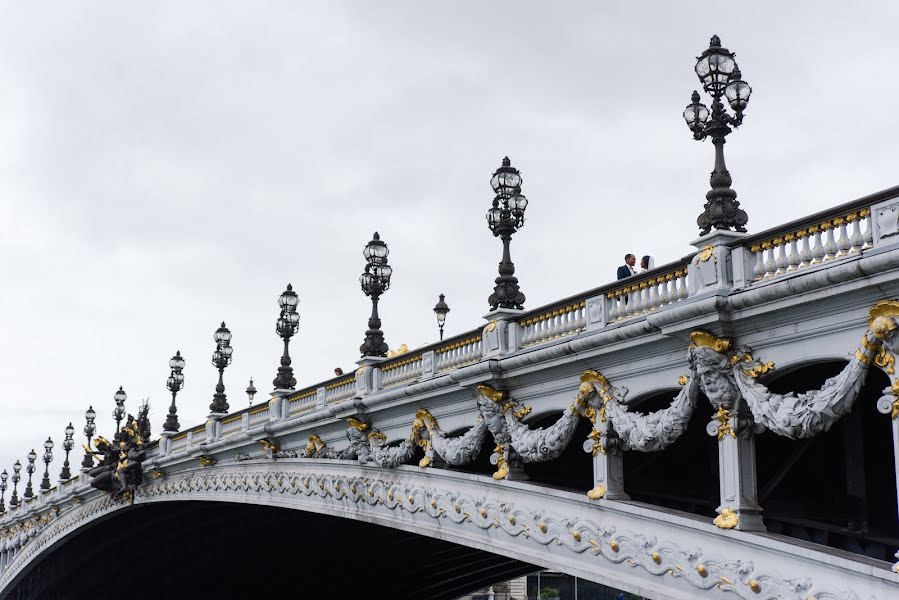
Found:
476,396 -> 506,436
692,348 -> 740,409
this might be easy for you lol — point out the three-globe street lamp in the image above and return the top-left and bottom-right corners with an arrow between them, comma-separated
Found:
210,322 -> 233,414
113,386 -> 127,434
433,294 -> 450,341
273,284 -> 300,390
164,351 -> 186,432
683,35 -> 753,235
82,406 -> 97,469
359,232 -> 393,358
486,157 -> 528,311
0,470 -> 7,513
60,423 -> 75,480
10,461 -> 21,508
24,449 -> 36,499
246,379 -> 257,407
40,437 -> 53,492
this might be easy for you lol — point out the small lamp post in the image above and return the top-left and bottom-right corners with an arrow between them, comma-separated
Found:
164,351 -> 186,432
433,294 -> 450,341
0,470 -> 7,513
113,386 -> 127,433
683,35 -> 752,235
210,322 -> 233,414
60,423 -> 75,480
273,284 -> 300,390
10,461 -> 21,508
82,406 -> 97,469
40,437 -> 54,491
24,449 -> 36,499
486,157 -> 528,311
359,232 -> 393,357
246,378 -> 257,407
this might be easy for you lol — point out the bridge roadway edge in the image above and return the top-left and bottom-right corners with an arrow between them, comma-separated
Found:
2,459 -> 895,599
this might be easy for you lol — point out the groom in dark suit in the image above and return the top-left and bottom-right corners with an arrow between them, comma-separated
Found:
617,253 -> 637,280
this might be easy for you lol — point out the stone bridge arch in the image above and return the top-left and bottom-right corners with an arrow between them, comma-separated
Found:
2,459 -> 896,600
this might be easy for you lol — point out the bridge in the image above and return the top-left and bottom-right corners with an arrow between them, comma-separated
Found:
1,179 -> 898,599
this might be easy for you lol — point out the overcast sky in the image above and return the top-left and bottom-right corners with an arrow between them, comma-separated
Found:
0,2 -> 896,472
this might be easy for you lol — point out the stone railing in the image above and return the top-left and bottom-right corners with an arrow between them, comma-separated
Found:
519,300 -> 586,348
434,331 -> 482,373
746,209 -> 872,280
247,405 -> 270,428
380,353 -> 424,389
287,388 -> 317,416
735,185 -> 899,282
221,413 -> 244,436
604,260 -> 691,323
325,376 -> 355,404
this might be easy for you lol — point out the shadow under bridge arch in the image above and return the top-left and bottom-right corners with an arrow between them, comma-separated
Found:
4,501 -> 537,600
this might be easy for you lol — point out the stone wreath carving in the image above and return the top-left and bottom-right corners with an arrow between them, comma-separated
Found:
304,417 -> 373,462
578,369 -> 699,453
415,409 -> 486,467
690,302 -> 899,440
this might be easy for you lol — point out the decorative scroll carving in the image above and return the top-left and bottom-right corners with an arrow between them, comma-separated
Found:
415,409 -> 486,467
126,468 -> 877,600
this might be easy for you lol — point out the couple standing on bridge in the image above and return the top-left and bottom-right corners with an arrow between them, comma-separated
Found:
616,254 -> 654,280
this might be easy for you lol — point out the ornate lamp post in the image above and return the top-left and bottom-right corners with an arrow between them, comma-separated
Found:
81,406 -> 97,469
113,386 -> 127,433
683,35 -> 753,235
60,423 -> 74,480
10,461 -> 21,508
40,437 -> 53,491
433,294 -> 450,341
0,470 -> 7,513
210,322 -> 233,414
246,379 -> 257,406
486,157 -> 528,310
24,449 -> 36,499
359,232 -> 393,357
164,351 -> 186,432
273,284 -> 300,390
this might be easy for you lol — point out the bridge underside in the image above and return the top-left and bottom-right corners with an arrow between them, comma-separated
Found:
7,502 -> 536,600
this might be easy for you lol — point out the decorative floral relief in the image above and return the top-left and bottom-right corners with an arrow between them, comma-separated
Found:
128,467 -> 876,600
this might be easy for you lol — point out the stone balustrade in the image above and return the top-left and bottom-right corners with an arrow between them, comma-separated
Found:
324,376 -> 355,404
380,353 -> 424,389
518,300 -> 586,348
435,332 -> 482,373
605,262 -> 690,323
286,388 -> 317,416
247,405 -> 269,428
746,208 -> 872,280
220,413 -> 243,436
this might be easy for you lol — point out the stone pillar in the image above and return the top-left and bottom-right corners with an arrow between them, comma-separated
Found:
268,391 -> 291,422
205,414 -> 223,444
708,407 -> 765,531
158,431 -> 173,456
688,229 -> 747,296
315,386 -> 326,409
355,357 -> 383,396
876,390 -> 899,573
482,308 -> 524,359
585,428 -> 628,501
585,294 -> 607,331
421,350 -> 436,379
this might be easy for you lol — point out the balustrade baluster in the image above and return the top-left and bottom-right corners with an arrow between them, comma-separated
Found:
677,271 -> 688,299
810,226 -> 825,263
798,231 -> 812,266
835,218 -> 851,256
848,214 -> 864,252
786,234 -> 800,271
762,242 -> 776,277
774,238 -> 787,274
657,276 -> 668,305
862,209 -> 874,247
607,294 -> 618,321
647,280 -> 657,309
751,246 -> 765,279
823,223 -> 838,259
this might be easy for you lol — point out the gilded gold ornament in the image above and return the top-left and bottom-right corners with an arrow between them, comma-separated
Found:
713,507 -> 739,529
689,331 -> 732,353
